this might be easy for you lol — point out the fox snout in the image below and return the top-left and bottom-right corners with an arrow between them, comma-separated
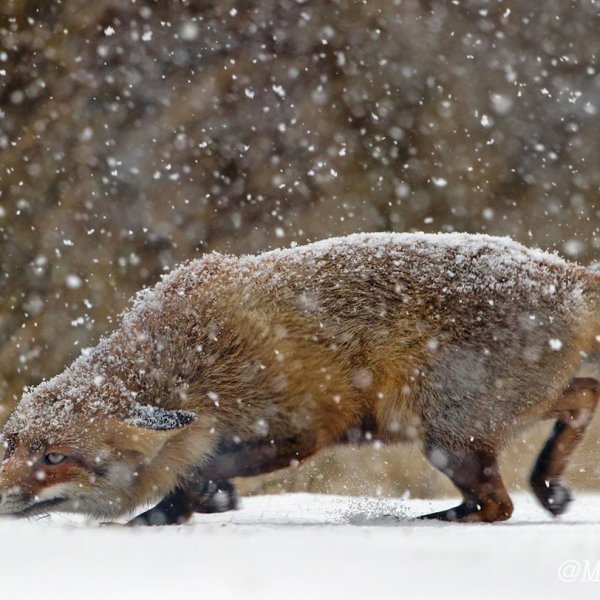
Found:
0,465 -> 73,517
0,487 -> 77,517
0,483 -> 33,516
0,487 -> 27,516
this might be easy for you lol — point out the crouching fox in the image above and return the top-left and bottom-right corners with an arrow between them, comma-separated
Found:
1,232 -> 599,525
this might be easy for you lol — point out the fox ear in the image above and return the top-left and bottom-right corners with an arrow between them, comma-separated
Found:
126,403 -> 196,431
106,404 -> 197,463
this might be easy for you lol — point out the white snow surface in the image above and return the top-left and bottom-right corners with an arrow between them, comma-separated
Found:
2,492 -> 600,600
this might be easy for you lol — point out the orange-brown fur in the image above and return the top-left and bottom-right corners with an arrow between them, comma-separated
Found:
0,233 -> 599,523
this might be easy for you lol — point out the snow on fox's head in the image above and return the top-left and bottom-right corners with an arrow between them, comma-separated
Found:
0,376 -> 196,520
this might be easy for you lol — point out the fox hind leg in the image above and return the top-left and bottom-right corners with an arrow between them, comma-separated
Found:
129,478 -> 239,526
419,445 -> 513,523
530,377 -> 599,517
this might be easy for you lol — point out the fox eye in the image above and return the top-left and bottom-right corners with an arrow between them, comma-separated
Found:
44,452 -> 68,465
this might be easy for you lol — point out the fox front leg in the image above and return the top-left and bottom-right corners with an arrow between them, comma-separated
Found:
129,479 -> 239,526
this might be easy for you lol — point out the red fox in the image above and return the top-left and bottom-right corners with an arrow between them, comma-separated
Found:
0,232 -> 599,524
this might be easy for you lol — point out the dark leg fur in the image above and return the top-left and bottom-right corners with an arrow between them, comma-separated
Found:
419,446 -> 513,523
129,437 -> 307,526
130,479 -> 239,526
530,377 -> 599,517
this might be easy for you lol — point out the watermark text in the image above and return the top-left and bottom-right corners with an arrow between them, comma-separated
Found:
559,560 -> 600,583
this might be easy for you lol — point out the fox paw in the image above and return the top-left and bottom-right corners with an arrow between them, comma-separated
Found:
532,480 -> 572,516
195,480 -> 239,514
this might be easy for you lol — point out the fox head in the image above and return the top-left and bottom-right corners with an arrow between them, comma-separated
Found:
0,391 -> 199,520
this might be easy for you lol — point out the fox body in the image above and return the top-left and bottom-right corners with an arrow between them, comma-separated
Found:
1,232 -> 599,524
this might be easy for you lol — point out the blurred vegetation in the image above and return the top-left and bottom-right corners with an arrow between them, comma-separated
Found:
1,0 -> 600,498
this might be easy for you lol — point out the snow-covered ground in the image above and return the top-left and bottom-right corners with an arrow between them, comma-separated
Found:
2,492 -> 600,599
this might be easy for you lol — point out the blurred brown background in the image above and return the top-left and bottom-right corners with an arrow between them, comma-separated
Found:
1,0 -> 600,499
